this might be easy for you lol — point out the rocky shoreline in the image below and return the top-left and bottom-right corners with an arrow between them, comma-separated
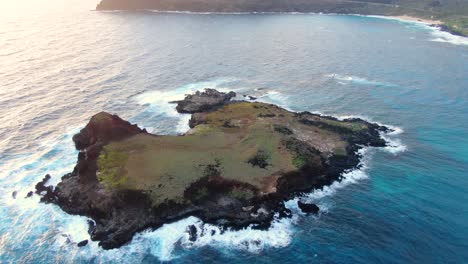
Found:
36,89 -> 391,249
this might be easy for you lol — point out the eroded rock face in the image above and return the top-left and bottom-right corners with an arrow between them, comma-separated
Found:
38,89 -> 390,250
72,112 -> 146,183
172,88 -> 236,114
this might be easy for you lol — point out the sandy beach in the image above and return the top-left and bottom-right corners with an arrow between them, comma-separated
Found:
388,15 -> 442,25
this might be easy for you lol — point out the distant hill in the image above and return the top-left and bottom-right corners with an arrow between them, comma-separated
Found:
96,0 -> 468,36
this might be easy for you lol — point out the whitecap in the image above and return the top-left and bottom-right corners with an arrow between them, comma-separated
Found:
133,77 -> 238,134
326,73 -> 400,88
429,30 -> 468,46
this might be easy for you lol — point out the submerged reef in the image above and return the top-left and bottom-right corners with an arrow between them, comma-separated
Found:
38,89 -> 390,249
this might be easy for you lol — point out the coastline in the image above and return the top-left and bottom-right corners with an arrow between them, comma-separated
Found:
385,15 -> 442,25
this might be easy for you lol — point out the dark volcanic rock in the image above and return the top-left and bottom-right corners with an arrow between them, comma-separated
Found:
297,201 -> 320,214
172,89 -> 236,114
187,225 -> 198,242
77,240 -> 89,247
72,112 -> 146,183
35,174 -> 51,194
25,191 -> 33,198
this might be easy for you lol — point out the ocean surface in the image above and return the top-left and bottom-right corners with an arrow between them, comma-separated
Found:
1,0 -> 467,263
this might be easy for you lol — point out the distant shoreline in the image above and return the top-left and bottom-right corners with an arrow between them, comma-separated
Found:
385,15 -> 442,25
94,9 -> 465,37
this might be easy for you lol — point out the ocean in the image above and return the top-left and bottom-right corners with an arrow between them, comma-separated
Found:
0,0 -> 467,263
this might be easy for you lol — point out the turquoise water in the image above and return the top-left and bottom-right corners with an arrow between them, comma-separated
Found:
1,1 -> 467,263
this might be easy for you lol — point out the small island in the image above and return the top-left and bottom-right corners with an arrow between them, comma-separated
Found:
38,89 -> 391,249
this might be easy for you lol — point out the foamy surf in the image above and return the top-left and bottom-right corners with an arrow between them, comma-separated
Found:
133,77 -> 238,134
326,73 -> 401,88
319,112 -> 408,155
133,78 -> 293,134
429,30 -> 468,46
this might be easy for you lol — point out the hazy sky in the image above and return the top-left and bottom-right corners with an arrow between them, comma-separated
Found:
0,0 -> 100,16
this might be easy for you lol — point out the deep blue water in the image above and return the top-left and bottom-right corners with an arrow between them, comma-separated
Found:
1,1 -> 467,263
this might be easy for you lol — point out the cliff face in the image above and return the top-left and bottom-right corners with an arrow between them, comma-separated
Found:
39,89 -> 390,249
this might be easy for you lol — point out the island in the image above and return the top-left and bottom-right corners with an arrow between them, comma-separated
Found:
37,89 -> 391,249
95,0 -> 468,37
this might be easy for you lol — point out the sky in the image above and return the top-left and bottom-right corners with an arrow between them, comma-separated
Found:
0,0 -> 100,16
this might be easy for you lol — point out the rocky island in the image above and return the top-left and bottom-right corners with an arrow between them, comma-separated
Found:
37,89 -> 391,249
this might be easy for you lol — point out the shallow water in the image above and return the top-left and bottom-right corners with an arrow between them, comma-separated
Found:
1,0 -> 467,263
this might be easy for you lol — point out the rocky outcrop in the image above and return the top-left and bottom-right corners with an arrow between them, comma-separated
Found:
72,112 -> 146,183
171,89 -> 236,114
38,89 -> 391,250
297,201 -> 320,214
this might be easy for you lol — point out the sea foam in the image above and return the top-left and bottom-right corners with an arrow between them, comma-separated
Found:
325,73 -> 401,88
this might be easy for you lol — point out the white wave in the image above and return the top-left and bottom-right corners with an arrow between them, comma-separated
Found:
133,78 -> 238,134
61,215 -> 296,263
54,215 -> 91,247
306,147 -> 371,201
324,112 -> 407,154
352,14 -> 468,46
326,73 -> 399,87
183,216 -> 296,254
430,30 -> 468,46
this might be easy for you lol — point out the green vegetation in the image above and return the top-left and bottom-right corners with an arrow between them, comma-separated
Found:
321,119 -> 368,133
97,148 -> 129,189
441,16 -> 468,36
292,154 -> 308,169
229,187 -> 255,200
95,102 -> 360,206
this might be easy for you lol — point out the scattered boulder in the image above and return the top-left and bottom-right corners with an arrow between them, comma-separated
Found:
187,225 -> 198,242
297,201 -> 320,214
273,124 -> 293,135
12,191 -> 17,199
77,240 -> 89,247
87,220 -> 96,235
25,191 -> 33,198
35,174 -> 51,194
247,150 -> 270,169
171,89 -> 236,113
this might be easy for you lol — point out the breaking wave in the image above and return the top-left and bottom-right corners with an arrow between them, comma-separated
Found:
429,30 -> 468,46
326,74 -> 401,88
133,77 -> 238,134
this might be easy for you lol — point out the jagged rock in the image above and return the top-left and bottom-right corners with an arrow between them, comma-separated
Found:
171,89 -> 236,114
72,112 -> 146,183
35,174 -> 51,194
77,240 -> 89,247
187,225 -> 198,242
297,201 -> 320,214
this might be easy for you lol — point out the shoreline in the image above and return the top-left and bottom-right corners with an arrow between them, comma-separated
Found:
385,15 -> 442,25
